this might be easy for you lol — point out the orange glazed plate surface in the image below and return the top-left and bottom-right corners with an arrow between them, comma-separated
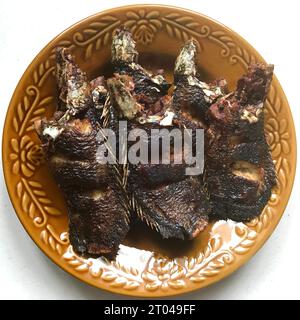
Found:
2,5 -> 296,297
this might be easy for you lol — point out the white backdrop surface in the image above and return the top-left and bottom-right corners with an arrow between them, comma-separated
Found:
0,0 -> 299,300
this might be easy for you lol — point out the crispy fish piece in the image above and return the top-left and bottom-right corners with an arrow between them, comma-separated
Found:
112,27 -> 170,106
35,30 -> 276,258
55,47 -> 92,116
173,40 -> 227,122
108,31 -> 211,239
129,164 -> 210,239
108,76 -> 210,239
36,48 -> 130,259
206,64 -> 277,221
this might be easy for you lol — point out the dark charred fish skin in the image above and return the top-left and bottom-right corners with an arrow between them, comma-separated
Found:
66,187 -> 128,259
207,63 -> 276,221
108,31 -> 214,240
129,170 -> 210,239
55,47 -> 92,116
36,27 -> 277,258
36,48 -> 130,259
236,64 -> 274,108
107,75 -> 141,120
43,119 -> 98,159
111,27 -> 170,106
38,119 -> 130,259
173,40 -> 227,122
86,76 -> 108,126
126,120 -> 210,239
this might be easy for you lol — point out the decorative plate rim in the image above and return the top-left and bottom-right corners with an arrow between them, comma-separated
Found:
2,4 -> 297,297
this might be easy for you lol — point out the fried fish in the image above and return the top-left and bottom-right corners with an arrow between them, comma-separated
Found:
36,28 -> 277,259
36,48 -> 130,259
108,29 -> 218,239
206,63 -> 277,221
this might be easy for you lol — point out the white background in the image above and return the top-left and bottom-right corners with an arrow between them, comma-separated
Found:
0,0 -> 299,300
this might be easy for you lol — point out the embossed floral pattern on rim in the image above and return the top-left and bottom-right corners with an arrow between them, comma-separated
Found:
2,5 -> 296,297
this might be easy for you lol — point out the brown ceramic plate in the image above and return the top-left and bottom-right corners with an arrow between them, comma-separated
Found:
2,5 -> 296,297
